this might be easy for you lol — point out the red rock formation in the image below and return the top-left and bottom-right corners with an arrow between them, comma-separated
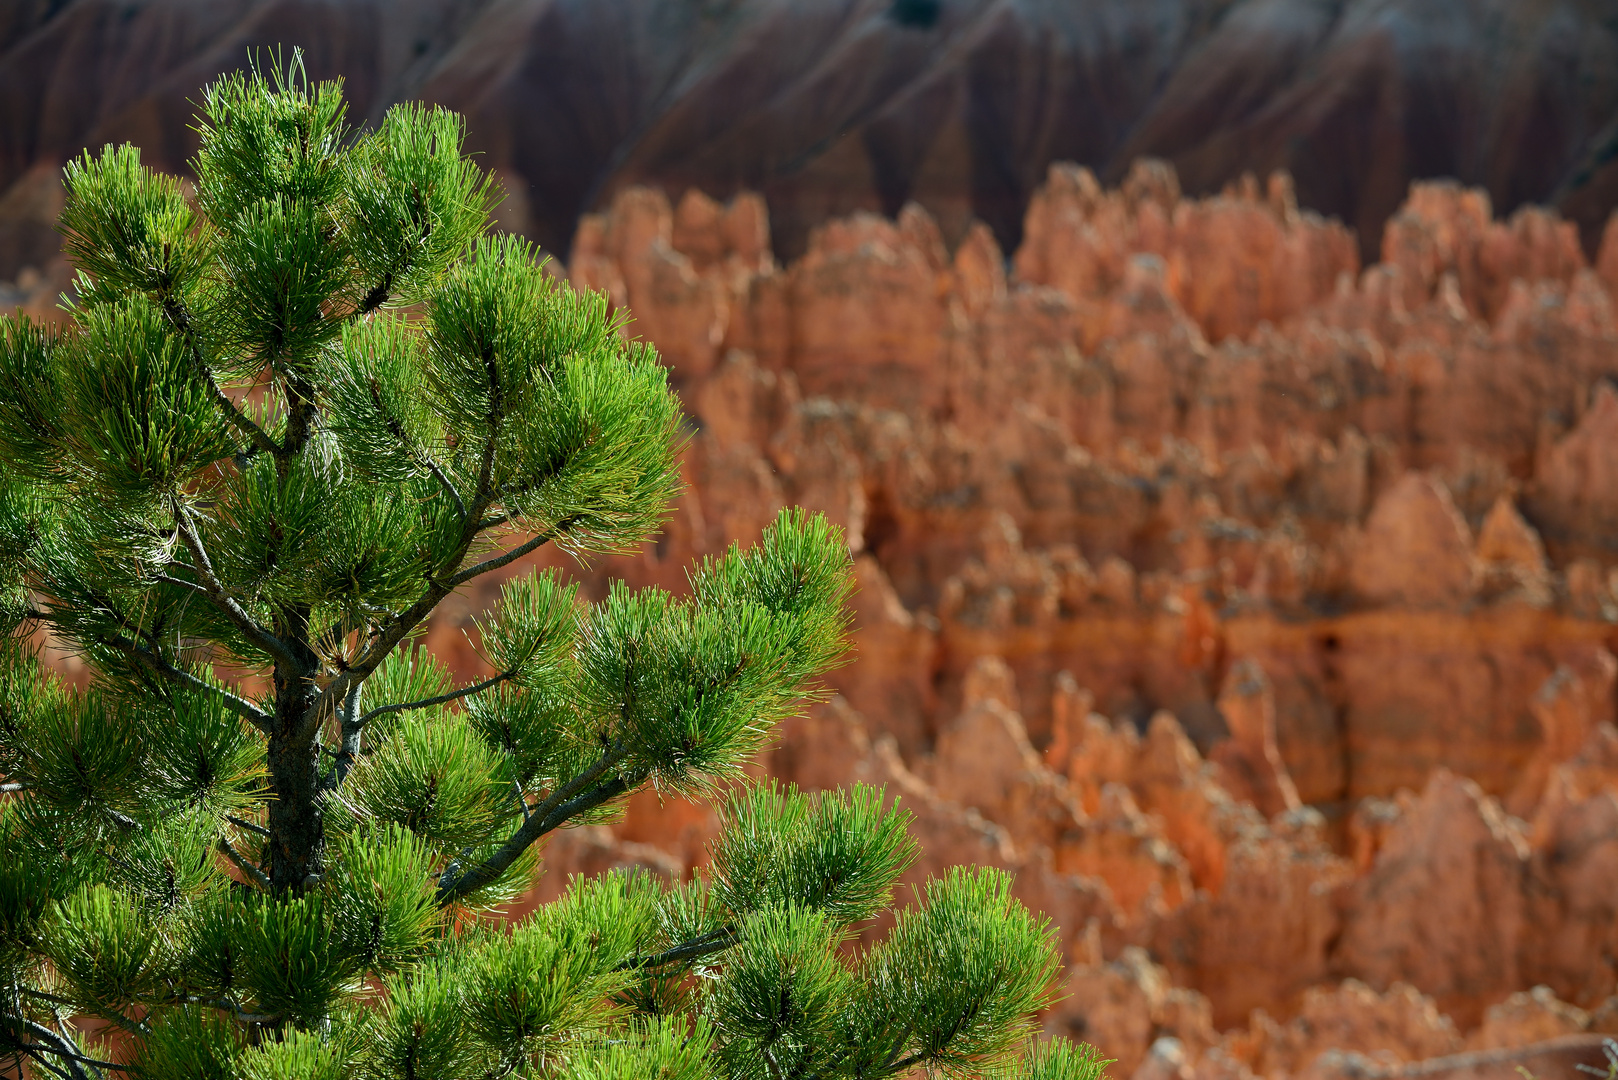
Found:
27,149 -> 1618,1076
1209,660 -> 1301,819
1332,772 -> 1529,1027
1015,163 -> 1359,345
478,161 -> 1618,1073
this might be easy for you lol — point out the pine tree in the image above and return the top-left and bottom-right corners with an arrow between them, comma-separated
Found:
0,53 -> 1109,1080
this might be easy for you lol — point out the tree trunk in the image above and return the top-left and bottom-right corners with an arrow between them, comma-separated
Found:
267,611 -> 321,894
266,723 -> 322,893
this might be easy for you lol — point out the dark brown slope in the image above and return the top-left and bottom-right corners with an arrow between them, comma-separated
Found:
1,0 -> 1617,275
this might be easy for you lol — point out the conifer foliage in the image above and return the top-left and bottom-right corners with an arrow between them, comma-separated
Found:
0,53 -> 1109,1080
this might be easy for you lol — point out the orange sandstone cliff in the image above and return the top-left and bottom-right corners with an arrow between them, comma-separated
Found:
415,164 -> 1618,1080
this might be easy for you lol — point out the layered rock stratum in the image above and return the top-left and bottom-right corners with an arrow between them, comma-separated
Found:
4,0 -> 1618,280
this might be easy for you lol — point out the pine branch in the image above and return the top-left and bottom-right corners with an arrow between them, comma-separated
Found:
522,745 -> 627,831
87,1007 -> 146,1041
159,667 -> 270,730
164,994 -> 281,1025
799,1027 -> 911,1080
446,529 -> 560,589
205,376 -> 281,460
887,1050 -> 926,1074
106,809 -> 140,834
617,927 -> 739,972
17,1046 -> 73,1080
455,441 -> 596,537
302,470 -> 550,735
162,297 -> 281,460
217,835 -> 271,891
306,417 -> 522,725
0,1017 -> 110,1079
170,509 -> 304,674
884,987 -> 992,1076
358,270 -> 395,317
17,990 -> 77,1010
226,815 -> 270,837
365,373 -> 469,523
436,745 -> 636,905
150,572 -> 209,599
352,669 -> 514,730
312,609 -> 387,661
16,995 -> 145,1055
279,372 -> 319,468
94,630 -> 272,731
303,560 -> 475,733
214,1003 -> 281,1025
423,455 -> 468,523
323,681 -> 365,790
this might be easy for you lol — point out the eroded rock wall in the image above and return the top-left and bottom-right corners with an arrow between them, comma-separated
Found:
418,164 -> 1618,1079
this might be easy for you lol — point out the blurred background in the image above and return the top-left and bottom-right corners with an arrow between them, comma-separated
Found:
10,3 -> 1618,1079
6,1 -> 1618,284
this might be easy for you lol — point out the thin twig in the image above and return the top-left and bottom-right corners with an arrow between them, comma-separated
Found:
437,747 -> 635,905
150,573 -> 209,599
168,994 -> 281,1026
226,815 -> 270,837
367,373 -> 468,523
1,1017 -> 105,1079
324,681 -> 366,790
16,1046 -> 73,1080
423,456 -> 468,523
879,1025 -> 915,1074
512,777 -> 531,822
170,509 -> 303,673
617,927 -> 738,971
447,530 -> 557,588
95,633 -> 271,730
18,989 -> 77,1010
89,1007 -> 147,1041
217,836 -> 271,891
353,670 -> 514,730
302,533 -> 504,736
156,664 -> 269,728
164,300 -> 282,461
279,372 -> 319,470
302,423 -> 541,738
